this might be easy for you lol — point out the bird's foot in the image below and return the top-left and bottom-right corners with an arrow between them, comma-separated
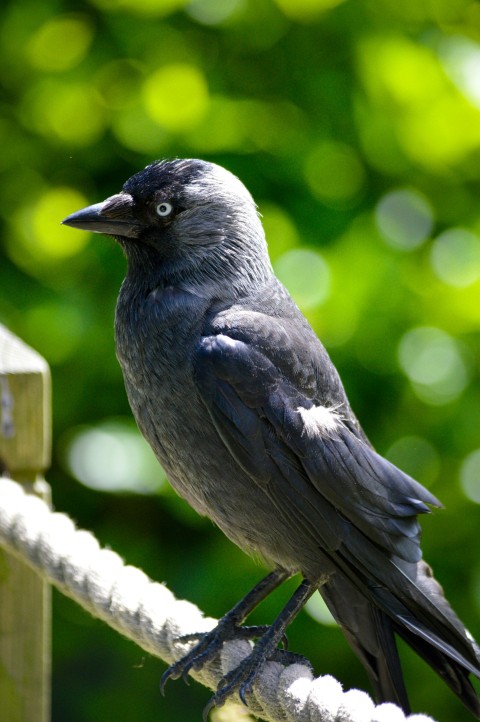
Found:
161,574 -> 315,719
160,618 -> 274,693
202,628 -> 311,720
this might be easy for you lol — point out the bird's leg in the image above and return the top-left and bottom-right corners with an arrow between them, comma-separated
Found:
160,568 -> 291,692
203,577 -> 317,718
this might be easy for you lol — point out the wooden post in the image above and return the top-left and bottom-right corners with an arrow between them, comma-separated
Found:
0,324 -> 51,722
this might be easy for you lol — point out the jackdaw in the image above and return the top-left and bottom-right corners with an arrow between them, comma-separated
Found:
63,159 -> 480,718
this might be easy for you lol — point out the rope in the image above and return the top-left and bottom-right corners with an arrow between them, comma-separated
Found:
0,476 -> 436,722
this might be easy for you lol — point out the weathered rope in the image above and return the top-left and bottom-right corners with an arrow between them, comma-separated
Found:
0,476 -> 435,722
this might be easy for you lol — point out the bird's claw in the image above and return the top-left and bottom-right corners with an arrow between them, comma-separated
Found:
202,659 -> 258,721
161,620 -> 267,695
160,632 -> 208,694
162,620 -> 295,719
201,630 -> 300,718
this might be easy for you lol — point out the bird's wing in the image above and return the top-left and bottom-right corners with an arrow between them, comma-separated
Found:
193,329 -> 441,564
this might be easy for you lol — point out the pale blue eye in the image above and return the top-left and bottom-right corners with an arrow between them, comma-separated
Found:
156,202 -> 173,217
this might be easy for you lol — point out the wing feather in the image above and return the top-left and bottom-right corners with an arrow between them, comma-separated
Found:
194,332 -> 440,564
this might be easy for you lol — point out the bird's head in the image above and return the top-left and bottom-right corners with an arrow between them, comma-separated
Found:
62,159 -> 271,295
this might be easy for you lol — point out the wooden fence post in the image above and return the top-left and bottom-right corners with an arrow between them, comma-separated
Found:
0,324 -> 51,722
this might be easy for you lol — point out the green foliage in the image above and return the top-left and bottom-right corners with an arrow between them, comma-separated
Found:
1,0 -> 480,719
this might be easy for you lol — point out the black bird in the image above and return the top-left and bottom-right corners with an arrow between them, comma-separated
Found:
63,159 -> 480,718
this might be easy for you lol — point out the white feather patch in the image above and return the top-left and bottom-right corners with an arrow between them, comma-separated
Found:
297,404 -> 343,438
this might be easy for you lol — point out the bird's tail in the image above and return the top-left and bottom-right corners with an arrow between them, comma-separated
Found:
320,561 -> 480,718
321,575 -> 411,713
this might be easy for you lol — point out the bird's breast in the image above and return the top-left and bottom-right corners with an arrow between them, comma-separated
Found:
115,282 -> 207,370
114,282 -> 213,495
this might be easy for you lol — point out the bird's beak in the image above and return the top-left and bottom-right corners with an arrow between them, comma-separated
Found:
62,193 -> 141,239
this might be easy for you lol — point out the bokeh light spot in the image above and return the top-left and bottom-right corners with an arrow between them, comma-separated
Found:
143,64 -> 209,132
185,96 -> 244,152
375,188 -> 434,251
304,141 -> 365,207
305,593 -> 337,626
261,204 -> 299,261
364,37 -> 443,107
430,228 -> 480,288
187,0 -> 245,25
440,36 -> 480,109
65,420 -> 166,494
112,105 -> 168,154
385,435 -> 440,487
22,80 -> 106,146
10,188 -> 91,272
34,188 -> 91,258
358,36 -> 480,169
274,249 -> 330,310
460,449 -> 480,504
398,326 -> 470,405
23,303 -> 85,364
399,94 -> 480,169
26,16 -> 93,72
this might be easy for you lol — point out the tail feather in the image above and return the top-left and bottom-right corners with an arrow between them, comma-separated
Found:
320,560 -> 480,718
321,577 -> 411,713
370,581 -> 480,717
394,621 -> 480,718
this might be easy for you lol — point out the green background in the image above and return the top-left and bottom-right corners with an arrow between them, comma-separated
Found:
1,0 -> 480,720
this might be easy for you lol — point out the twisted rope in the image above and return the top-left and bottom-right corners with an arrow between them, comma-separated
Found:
0,476 -> 436,722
